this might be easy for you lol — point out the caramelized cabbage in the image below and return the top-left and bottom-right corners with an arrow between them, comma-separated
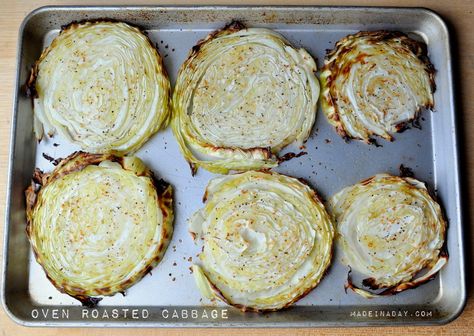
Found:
29,21 -> 170,154
172,22 -> 319,174
26,152 -> 173,305
328,174 -> 447,298
189,171 -> 334,311
320,31 -> 435,143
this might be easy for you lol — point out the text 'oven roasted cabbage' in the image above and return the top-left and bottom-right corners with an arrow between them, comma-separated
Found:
189,171 -> 334,311
28,21 -> 170,154
328,174 -> 447,298
172,22 -> 319,174
25,152 -> 173,306
320,31 -> 435,144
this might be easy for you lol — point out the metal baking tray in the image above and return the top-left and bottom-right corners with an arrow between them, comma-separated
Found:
2,5 -> 466,327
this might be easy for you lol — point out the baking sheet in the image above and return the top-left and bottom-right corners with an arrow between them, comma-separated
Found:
2,6 -> 466,326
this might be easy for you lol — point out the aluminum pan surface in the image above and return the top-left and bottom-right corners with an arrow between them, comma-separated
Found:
2,6 -> 465,327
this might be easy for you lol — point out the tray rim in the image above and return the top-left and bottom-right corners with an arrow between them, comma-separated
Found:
1,4 -> 467,328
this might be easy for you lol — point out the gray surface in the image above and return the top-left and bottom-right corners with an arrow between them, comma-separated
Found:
2,6 -> 466,327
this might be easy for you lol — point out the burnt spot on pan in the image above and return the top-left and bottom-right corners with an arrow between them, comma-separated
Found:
42,153 -> 62,166
399,164 -> 415,178
277,151 -> 307,164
